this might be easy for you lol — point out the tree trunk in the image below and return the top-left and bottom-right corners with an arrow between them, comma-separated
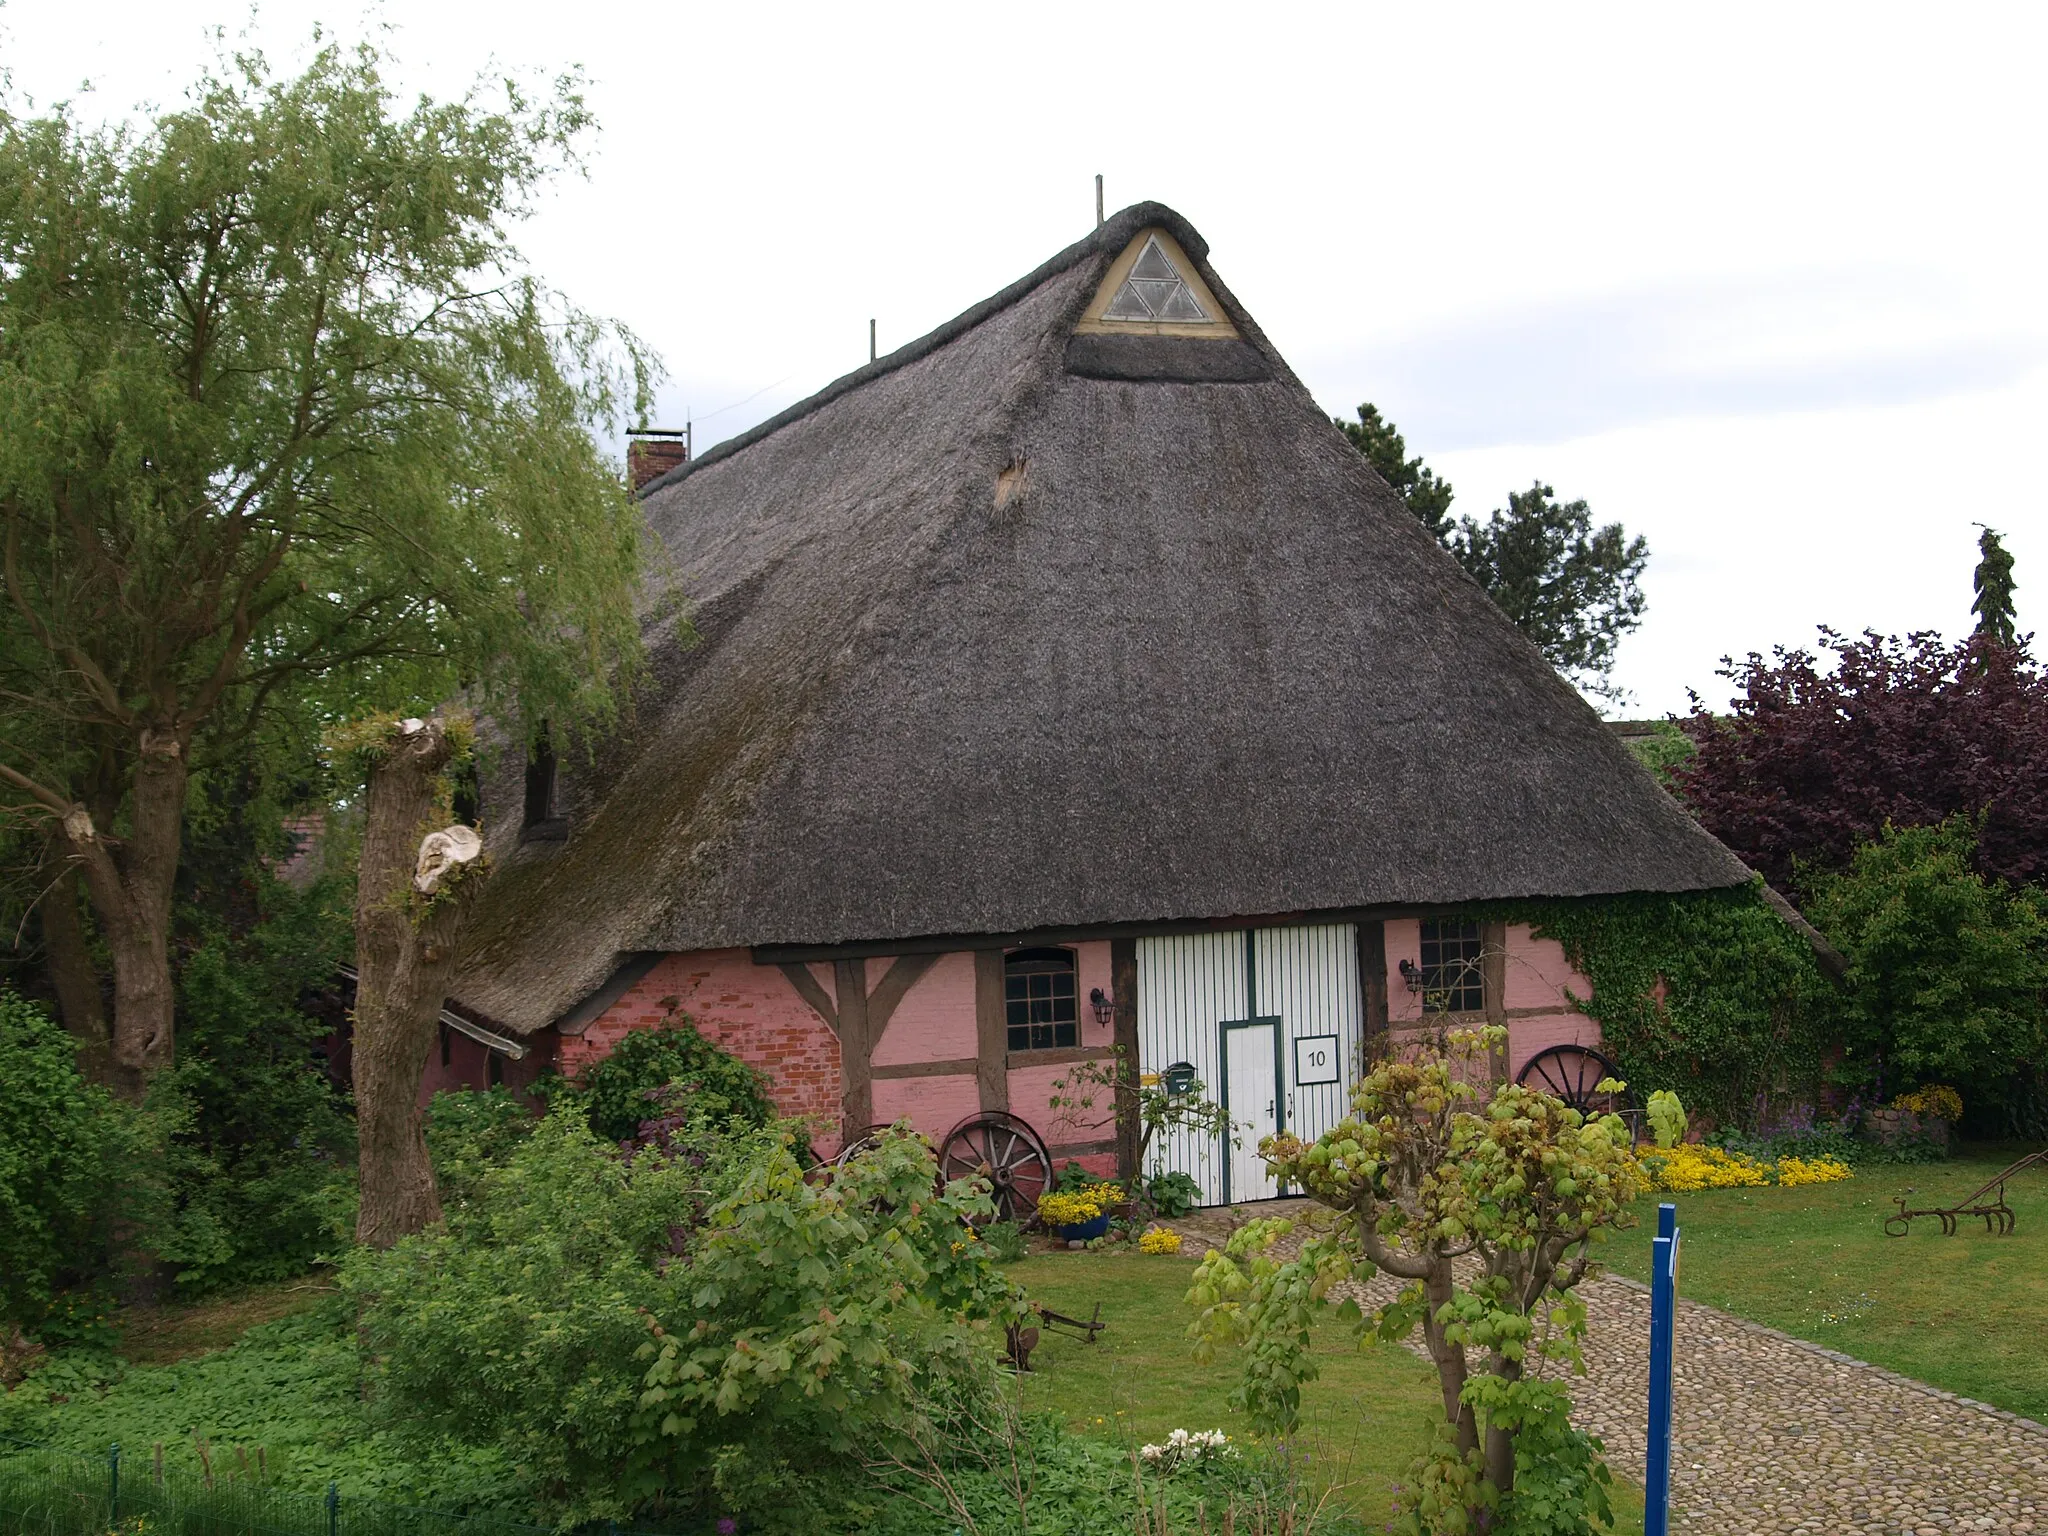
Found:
352,717 -> 482,1249
39,847 -> 110,1084
58,728 -> 189,1100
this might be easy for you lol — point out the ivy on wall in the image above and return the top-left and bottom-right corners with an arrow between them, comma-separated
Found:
1502,884 -> 1841,1130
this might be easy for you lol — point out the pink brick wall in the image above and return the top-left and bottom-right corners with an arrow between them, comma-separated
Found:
569,942 -> 1126,1166
563,949 -> 844,1148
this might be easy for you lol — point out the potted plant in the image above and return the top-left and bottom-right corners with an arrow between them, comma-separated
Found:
1037,1182 -> 1120,1242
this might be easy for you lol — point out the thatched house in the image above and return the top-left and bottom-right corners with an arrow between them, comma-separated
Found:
439,203 -> 1748,1208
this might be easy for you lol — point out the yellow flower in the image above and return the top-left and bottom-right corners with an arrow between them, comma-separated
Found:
1776,1155 -> 1853,1187
1036,1183 -> 1122,1226
1890,1084 -> 1963,1121
1138,1227 -> 1183,1255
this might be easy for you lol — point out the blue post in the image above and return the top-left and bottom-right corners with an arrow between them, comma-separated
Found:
1645,1201 -> 1679,1536
326,1481 -> 339,1536
109,1443 -> 120,1525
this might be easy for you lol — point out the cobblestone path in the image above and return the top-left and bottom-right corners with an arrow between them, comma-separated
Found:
1165,1208 -> 2048,1533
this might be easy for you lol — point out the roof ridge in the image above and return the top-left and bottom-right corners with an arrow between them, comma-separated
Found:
636,202 -> 1211,498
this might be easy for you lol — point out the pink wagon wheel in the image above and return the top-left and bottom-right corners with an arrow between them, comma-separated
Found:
939,1111 -> 1054,1226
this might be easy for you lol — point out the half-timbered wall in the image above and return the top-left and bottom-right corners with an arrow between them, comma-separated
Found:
1383,919 -> 1597,1080
559,924 -> 1597,1198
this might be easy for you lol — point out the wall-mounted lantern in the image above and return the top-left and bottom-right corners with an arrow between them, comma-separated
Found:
1398,958 -> 1423,992
1089,986 -> 1115,1025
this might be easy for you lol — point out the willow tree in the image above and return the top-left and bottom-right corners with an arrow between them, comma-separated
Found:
0,45 -> 651,1097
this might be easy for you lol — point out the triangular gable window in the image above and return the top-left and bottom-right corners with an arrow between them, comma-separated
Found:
1102,236 -> 1209,323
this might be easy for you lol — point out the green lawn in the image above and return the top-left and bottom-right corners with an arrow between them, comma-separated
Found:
1007,1250 -> 1644,1530
1606,1146 -> 2048,1420
1008,1251 -> 1438,1521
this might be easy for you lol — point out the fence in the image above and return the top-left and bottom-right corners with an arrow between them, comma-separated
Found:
0,1438 -> 669,1536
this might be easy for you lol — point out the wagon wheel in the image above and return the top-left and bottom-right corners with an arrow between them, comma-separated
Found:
939,1112 -> 1054,1226
832,1124 -> 891,1170
1516,1044 -> 1638,1134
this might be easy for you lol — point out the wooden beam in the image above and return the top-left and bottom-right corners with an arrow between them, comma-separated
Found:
1356,921 -> 1388,1064
777,962 -> 838,1034
973,949 -> 1008,1113
1111,937 -> 1140,1183
835,958 -> 872,1138
867,951 -> 940,1033
751,899 -> 1563,965
872,1056 -> 980,1080
1005,1044 -> 1116,1070
1047,1137 -> 1120,1160
1482,920 -> 1509,1083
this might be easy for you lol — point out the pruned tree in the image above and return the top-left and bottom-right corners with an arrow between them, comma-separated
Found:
1189,1027 -> 1639,1533
1338,405 -> 1648,704
0,43 -> 652,1097
346,714 -> 487,1247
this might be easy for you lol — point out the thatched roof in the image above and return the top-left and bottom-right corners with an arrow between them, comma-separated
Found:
452,202 -> 1749,1035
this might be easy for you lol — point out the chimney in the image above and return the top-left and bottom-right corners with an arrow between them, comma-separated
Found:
627,428 -> 690,493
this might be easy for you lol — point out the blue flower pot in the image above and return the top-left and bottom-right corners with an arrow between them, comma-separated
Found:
1058,1213 -> 1112,1242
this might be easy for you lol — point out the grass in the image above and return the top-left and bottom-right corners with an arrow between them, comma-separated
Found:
1606,1144 -> 2048,1420
1009,1251 -> 1439,1521
1007,1249 -> 1642,1530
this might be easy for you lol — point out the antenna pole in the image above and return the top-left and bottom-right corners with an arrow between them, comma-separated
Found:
870,318 -> 876,363
1095,174 -> 1104,228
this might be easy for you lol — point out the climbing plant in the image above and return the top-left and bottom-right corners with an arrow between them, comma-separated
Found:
1511,885 -> 1840,1131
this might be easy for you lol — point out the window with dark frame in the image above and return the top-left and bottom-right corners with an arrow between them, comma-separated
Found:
1419,918 -> 1485,1014
1005,947 -> 1078,1052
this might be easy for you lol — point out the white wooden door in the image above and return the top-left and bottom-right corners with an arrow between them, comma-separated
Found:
1137,933 -> 1245,1205
1255,924 -> 1364,1153
1223,1021 -> 1281,1202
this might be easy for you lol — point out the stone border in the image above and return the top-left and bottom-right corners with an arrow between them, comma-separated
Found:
1602,1270 -> 2048,1436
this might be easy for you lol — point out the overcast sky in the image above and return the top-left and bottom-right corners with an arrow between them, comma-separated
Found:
5,2 -> 2042,716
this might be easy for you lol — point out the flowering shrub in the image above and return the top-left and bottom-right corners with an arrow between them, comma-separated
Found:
1036,1183 -> 1120,1227
1776,1154 -> 1854,1186
1138,1226 -> 1183,1255
1638,1144 -> 1852,1191
1139,1428 -> 1235,1472
1890,1084 -> 1963,1121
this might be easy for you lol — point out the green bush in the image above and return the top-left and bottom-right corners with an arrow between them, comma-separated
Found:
558,1013 -> 776,1142
345,1114 -> 1021,1527
0,994 -> 153,1334
154,893 -> 357,1294
1806,818 -> 2048,1125
1145,1170 -> 1203,1218
423,1086 -> 539,1207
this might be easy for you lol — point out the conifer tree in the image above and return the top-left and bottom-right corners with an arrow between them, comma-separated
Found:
1973,525 -> 2019,648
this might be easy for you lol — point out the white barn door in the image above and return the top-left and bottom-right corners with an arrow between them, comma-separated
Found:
1138,924 -> 1364,1207
1256,925 -> 1364,1154
1136,933 -> 1244,1206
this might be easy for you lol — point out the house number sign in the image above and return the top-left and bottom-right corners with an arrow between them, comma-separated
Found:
1293,1034 -> 1339,1086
